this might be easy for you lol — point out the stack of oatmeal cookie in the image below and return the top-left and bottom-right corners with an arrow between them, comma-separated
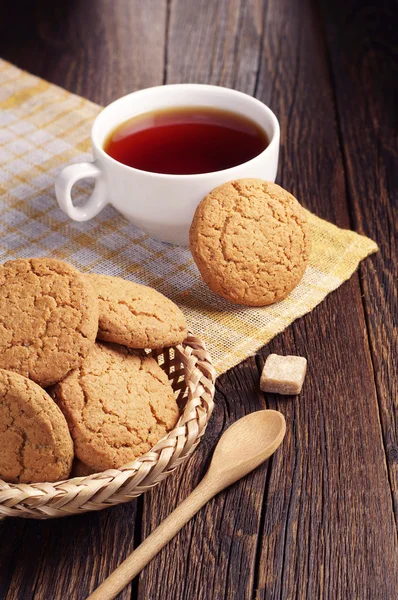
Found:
0,258 -> 187,483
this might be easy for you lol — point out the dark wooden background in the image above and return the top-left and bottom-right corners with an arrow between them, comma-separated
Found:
0,0 -> 397,598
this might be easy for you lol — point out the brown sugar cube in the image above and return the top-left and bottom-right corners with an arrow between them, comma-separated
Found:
260,354 -> 307,395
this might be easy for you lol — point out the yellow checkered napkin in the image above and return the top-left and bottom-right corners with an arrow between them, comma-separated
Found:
0,59 -> 378,374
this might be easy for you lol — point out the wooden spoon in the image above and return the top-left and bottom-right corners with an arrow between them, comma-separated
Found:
87,409 -> 286,600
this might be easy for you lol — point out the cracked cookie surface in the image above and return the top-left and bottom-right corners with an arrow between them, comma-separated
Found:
0,258 -> 99,386
87,274 -> 187,349
189,179 -> 311,306
51,342 -> 179,471
0,369 -> 73,483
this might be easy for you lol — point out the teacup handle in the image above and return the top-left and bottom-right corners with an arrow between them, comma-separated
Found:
55,161 -> 108,221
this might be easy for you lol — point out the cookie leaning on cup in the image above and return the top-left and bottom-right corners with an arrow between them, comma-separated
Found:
87,274 -> 187,349
189,179 -> 311,306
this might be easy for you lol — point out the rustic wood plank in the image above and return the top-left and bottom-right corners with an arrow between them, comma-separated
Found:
257,287 -> 398,599
320,0 -> 398,522
166,0 -> 265,91
2,506 -> 141,600
252,0 -> 398,598
0,0 -> 166,103
0,520 -> 26,599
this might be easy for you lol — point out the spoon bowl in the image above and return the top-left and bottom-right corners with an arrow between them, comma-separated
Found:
206,409 -> 286,492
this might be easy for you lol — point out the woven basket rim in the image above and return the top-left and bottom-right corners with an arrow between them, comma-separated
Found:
0,332 -> 216,519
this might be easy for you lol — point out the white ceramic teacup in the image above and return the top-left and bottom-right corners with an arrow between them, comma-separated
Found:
55,84 -> 280,245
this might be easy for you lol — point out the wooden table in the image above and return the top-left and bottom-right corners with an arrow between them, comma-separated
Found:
0,0 -> 397,598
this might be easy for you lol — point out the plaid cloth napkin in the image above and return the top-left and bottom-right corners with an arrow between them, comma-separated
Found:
0,59 -> 378,374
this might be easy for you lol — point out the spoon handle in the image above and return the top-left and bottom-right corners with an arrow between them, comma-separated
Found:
86,476 -> 215,600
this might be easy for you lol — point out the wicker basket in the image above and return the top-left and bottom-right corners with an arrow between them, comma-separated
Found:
0,334 -> 216,519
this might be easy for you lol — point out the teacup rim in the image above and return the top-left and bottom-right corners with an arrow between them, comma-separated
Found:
91,83 -> 280,180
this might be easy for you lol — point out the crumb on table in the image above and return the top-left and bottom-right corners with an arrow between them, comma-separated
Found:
260,354 -> 307,395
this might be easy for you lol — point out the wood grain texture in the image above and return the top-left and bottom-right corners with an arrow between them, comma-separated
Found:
0,0 -> 397,598
166,0 -> 265,91
320,0 -> 398,522
251,3 -> 398,598
2,505 -> 141,600
0,0 -> 167,102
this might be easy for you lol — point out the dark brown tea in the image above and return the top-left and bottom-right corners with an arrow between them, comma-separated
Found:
103,107 -> 268,175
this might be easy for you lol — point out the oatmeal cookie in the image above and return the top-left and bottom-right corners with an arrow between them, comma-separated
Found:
87,274 -> 187,349
0,258 -> 99,386
189,179 -> 311,306
0,369 -> 73,483
52,342 -> 179,471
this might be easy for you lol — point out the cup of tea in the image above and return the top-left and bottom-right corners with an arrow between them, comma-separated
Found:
55,84 -> 280,245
